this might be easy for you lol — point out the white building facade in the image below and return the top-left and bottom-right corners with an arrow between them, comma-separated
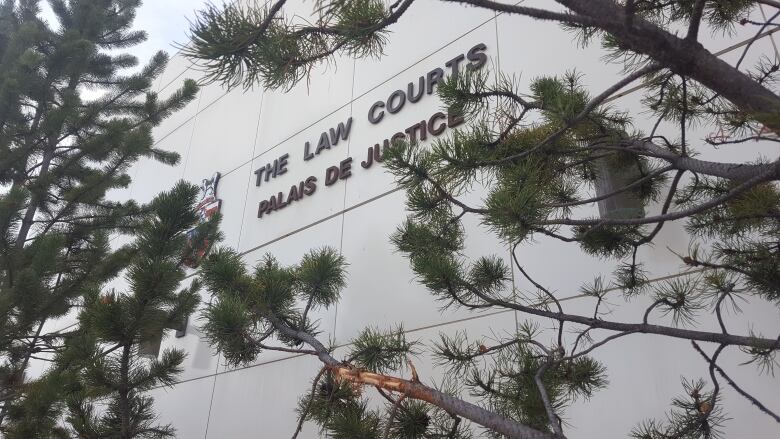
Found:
107,2 -> 780,437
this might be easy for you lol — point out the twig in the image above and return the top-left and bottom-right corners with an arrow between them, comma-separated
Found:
257,343 -> 318,355
736,9 -> 780,69
291,367 -> 327,439
691,341 -> 780,424
537,161 -> 779,226
382,393 -> 407,439
477,64 -> 662,167
512,242 -> 565,348
534,361 -> 564,437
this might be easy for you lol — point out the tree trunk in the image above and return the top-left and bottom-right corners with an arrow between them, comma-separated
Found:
558,0 -> 780,131
628,140 -> 780,181
119,344 -> 131,439
14,146 -> 54,248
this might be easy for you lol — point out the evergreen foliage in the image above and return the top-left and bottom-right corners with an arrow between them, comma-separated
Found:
200,247 -> 499,438
3,182 -> 220,438
197,243 -> 612,438
59,182 -> 219,439
183,0 -> 399,90
0,0 -> 204,435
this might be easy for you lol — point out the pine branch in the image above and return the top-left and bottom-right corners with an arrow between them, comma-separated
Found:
444,0 -> 595,26
457,279 -> 779,350
382,393 -> 407,439
257,343 -> 317,355
685,0 -> 707,41
692,341 -> 780,424
291,366 -> 326,439
533,160 -> 779,227
534,360 -> 564,437
463,64 -> 663,167
546,165 -> 675,208
557,0 -> 780,131
264,313 -> 557,439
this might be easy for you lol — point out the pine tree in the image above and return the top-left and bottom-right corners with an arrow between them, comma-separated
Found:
2,182 -> 220,438
185,1 -> 780,437
0,0 -> 199,431
60,182 -> 219,439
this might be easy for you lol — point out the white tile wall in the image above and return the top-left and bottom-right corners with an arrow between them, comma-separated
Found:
238,107 -> 354,252
157,283 -> 222,382
345,24 -> 500,206
205,355 -> 323,439
183,87 -> 263,179
148,374 -> 214,438
91,1 -> 780,438
335,189 -> 511,342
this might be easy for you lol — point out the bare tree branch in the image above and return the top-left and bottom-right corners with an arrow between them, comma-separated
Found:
534,360 -> 564,437
291,367 -> 326,439
692,341 -> 780,424
459,281 -> 779,350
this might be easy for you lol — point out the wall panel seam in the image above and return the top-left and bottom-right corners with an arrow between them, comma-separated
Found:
151,267 -> 711,390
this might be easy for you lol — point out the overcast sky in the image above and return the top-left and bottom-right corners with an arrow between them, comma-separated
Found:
132,1 -> 212,61
41,1 -> 212,63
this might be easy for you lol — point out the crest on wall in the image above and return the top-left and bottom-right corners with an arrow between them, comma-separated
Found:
183,172 -> 222,268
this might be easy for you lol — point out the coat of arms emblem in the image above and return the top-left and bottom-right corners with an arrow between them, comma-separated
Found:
183,172 -> 222,268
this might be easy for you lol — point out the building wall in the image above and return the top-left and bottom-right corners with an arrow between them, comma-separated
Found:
112,2 -> 780,438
